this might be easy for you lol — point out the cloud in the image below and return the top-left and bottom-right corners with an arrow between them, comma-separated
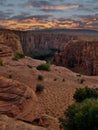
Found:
0,10 -> 13,20
25,0 -> 51,8
9,14 -> 52,20
0,14 -> 98,31
0,0 -> 7,5
41,5 -> 79,11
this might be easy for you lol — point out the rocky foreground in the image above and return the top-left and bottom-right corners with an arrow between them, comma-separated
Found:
0,30 -> 98,130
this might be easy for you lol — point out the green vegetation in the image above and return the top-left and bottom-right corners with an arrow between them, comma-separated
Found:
78,78 -> 85,84
59,99 -> 98,130
12,52 -> 25,60
37,63 -> 51,71
0,59 -> 3,66
36,84 -> 45,92
38,75 -> 44,81
73,86 -> 98,102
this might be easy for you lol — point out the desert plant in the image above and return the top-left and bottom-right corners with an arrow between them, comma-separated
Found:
0,59 -> 3,66
12,52 -> 25,60
37,63 -> 51,71
73,86 -> 98,102
78,78 -> 85,84
38,75 -> 44,80
36,84 -> 45,92
59,98 -> 98,130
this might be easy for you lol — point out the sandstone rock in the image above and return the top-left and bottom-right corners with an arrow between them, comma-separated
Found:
0,114 -> 47,130
0,43 -> 13,57
53,41 -> 98,75
15,31 -> 78,58
0,31 -> 23,53
0,76 -> 41,122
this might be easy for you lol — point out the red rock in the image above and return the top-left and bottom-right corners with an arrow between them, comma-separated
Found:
0,114 -> 47,130
53,41 -> 98,75
0,76 -> 41,122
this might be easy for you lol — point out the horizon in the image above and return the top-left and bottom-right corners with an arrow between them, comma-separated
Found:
0,0 -> 98,31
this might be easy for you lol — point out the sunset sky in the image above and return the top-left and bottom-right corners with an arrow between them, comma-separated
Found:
0,0 -> 98,30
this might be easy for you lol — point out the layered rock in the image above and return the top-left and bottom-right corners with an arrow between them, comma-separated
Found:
0,42 -> 13,57
15,31 -> 78,58
0,76 -> 41,122
0,31 -> 23,53
0,114 -> 47,130
53,41 -> 98,75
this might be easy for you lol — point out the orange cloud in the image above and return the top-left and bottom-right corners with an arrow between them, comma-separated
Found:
0,16 -> 98,31
41,5 -> 79,10
0,18 -> 79,30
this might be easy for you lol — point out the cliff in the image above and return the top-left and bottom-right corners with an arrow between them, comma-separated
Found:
53,41 -> 98,75
15,31 -> 78,59
0,30 -> 23,53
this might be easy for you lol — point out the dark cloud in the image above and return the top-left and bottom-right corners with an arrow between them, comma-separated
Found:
25,0 -> 51,8
0,10 -> 13,20
9,14 -> 52,20
0,0 -> 7,5
41,8 -> 63,12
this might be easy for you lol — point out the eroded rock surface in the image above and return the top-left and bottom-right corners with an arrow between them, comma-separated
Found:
0,114 -> 47,130
53,41 -> 98,75
0,76 -> 41,122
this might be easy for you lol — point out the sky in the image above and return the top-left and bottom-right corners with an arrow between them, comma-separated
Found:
0,0 -> 98,30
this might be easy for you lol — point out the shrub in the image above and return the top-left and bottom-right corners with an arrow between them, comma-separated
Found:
0,59 -> 3,66
73,86 -> 98,102
59,99 -> 98,130
78,78 -> 85,84
38,75 -> 44,80
12,52 -> 25,60
37,63 -> 50,71
36,84 -> 45,92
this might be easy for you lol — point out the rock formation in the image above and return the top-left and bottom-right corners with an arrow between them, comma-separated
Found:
0,114 -> 47,130
0,76 -> 41,122
15,31 -> 78,58
0,30 -> 23,53
53,41 -> 98,75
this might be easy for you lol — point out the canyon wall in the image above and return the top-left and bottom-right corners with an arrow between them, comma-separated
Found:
0,30 -> 23,53
0,29 -> 98,75
53,41 -> 98,75
15,31 -> 78,59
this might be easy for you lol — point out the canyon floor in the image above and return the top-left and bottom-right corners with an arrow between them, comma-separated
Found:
0,52 -> 98,130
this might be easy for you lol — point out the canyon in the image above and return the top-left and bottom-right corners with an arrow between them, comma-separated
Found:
0,29 -> 98,75
0,29 -> 98,130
